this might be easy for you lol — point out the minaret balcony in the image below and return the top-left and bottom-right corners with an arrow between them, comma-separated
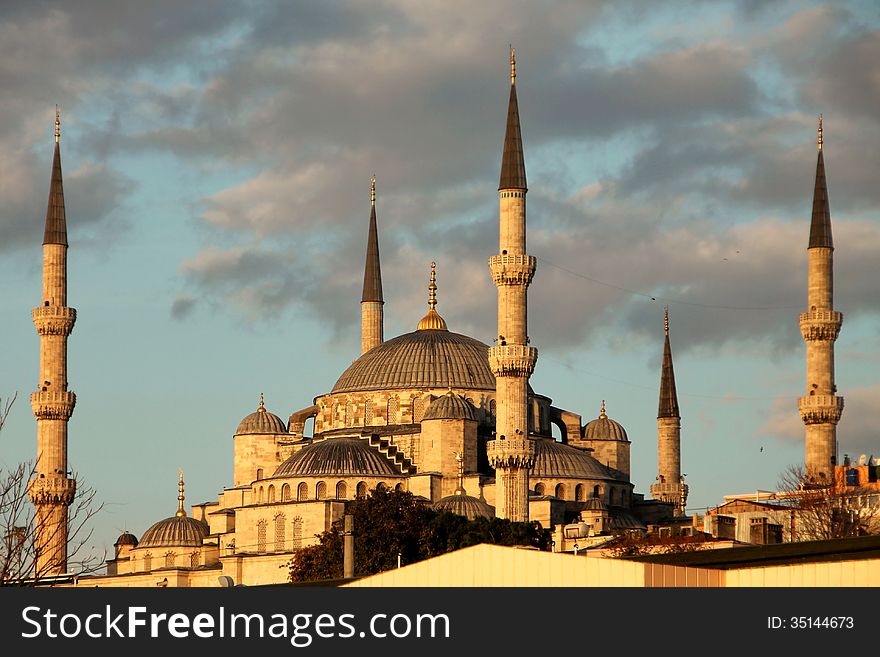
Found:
799,310 -> 842,341
798,395 -> 843,425
489,345 -> 538,377
487,436 -> 535,468
32,306 -> 76,336
28,475 -> 76,506
31,390 -> 76,421
489,254 -> 536,286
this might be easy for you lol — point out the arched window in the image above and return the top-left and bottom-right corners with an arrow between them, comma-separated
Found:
345,402 -> 354,426
292,517 -> 303,550
336,481 -> 347,499
534,483 -> 545,496
575,484 -> 585,501
593,485 -> 601,499
555,483 -> 566,499
413,397 -> 426,423
316,481 -> 327,500
256,467 -> 264,480
297,482 -> 308,501
257,520 -> 267,553
387,397 -> 399,424
258,487 -> 264,503
489,399 -> 497,416
267,485 -> 276,503
377,482 -> 387,492
190,552 -> 200,568
364,399 -> 374,425
281,483 -> 291,502
143,553 -> 152,572
356,481 -> 368,498
274,514 -> 286,552
164,552 -> 176,568
394,483 -> 404,492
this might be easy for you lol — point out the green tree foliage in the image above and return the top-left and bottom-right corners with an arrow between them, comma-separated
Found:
289,489 -> 547,582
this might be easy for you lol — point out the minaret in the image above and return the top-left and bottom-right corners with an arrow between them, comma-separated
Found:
29,108 -> 77,577
361,175 -> 384,354
486,48 -> 537,522
798,115 -> 843,483
651,307 -> 686,515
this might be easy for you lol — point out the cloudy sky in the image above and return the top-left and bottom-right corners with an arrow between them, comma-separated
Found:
1,1 -> 878,554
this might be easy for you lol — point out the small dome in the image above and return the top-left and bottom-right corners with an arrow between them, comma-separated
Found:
417,308 -> 448,331
422,392 -> 476,421
582,401 -> 628,441
139,516 -> 208,549
583,497 -> 609,512
531,439 -> 618,480
434,494 -> 495,520
274,437 -> 399,477
236,394 -> 287,435
114,532 -> 139,547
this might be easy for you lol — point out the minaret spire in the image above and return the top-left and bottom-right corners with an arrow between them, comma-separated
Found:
360,175 -> 384,353
417,262 -> 448,331
652,307 -> 685,515
30,110 -> 78,577
799,116 -> 843,482
487,49 -> 537,522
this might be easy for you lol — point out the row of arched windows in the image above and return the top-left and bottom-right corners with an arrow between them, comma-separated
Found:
256,514 -> 303,554
140,551 -> 199,572
255,480 -> 408,505
534,482 -> 620,502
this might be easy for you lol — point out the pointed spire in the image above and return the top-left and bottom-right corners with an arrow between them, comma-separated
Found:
44,108 -> 68,246
361,175 -> 384,303
176,469 -> 187,518
809,115 -> 833,249
658,307 -> 680,419
498,46 -> 527,191
417,261 -> 448,331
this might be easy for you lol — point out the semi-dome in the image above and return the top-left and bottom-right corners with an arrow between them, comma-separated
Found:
236,394 -> 287,435
274,437 -> 399,477
434,493 -> 495,520
139,516 -> 209,549
530,438 -> 619,480
331,330 -> 496,394
582,401 -> 628,441
422,392 -> 477,421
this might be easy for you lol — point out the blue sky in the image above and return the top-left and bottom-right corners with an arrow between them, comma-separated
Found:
1,1 -> 879,556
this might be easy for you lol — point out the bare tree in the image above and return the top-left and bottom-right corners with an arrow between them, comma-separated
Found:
0,394 -> 105,586
777,464 -> 880,542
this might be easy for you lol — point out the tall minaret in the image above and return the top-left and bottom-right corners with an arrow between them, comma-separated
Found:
486,48 -> 537,522
29,109 -> 77,577
361,175 -> 384,354
799,115 -> 843,483
651,307 -> 686,515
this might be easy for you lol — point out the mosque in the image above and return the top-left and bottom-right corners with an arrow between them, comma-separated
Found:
28,50 -> 840,586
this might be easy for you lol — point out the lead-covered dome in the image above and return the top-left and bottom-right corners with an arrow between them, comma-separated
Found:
582,401 -> 628,441
434,493 -> 495,520
139,516 -> 209,549
236,394 -> 287,435
531,439 -> 619,480
274,437 -> 399,477
332,330 -> 496,393
423,392 -> 477,421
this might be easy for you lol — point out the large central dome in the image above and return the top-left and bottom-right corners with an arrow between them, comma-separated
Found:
332,330 -> 496,393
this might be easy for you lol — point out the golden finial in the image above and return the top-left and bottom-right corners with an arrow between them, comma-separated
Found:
454,452 -> 466,496
417,261 -> 448,330
371,174 -> 376,206
258,392 -> 265,412
599,400 -> 607,420
55,105 -> 60,144
510,45 -> 516,85
664,306 -> 669,336
176,469 -> 187,517
817,114 -> 823,152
